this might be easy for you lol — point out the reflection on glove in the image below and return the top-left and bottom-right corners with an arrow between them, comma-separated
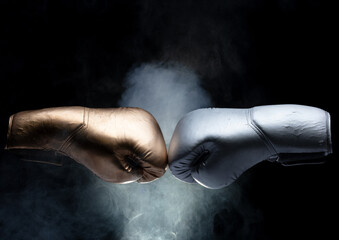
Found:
6,107 -> 167,183
168,105 -> 332,189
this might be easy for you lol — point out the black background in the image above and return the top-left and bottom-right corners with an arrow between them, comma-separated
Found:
0,0 -> 338,239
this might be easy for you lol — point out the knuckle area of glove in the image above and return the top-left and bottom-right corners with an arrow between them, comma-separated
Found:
169,140 -> 216,182
112,148 -> 165,182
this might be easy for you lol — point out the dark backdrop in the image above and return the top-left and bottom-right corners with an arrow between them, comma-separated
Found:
0,0 -> 338,239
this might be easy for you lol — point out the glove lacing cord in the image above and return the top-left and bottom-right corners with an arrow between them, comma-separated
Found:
247,109 -> 279,162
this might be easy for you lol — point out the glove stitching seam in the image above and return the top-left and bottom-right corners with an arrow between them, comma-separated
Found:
247,109 -> 278,157
58,107 -> 89,153
5,114 -> 14,149
325,111 -> 332,154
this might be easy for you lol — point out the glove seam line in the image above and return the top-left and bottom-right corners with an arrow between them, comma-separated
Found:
325,111 -> 332,154
5,114 -> 14,149
58,107 -> 89,153
247,109 -> 278,157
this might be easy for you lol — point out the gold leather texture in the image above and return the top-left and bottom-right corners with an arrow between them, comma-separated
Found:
5,107 -> 167,183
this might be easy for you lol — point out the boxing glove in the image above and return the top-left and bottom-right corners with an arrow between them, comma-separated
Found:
168,104 -> 332,189
5,107 -> 167,183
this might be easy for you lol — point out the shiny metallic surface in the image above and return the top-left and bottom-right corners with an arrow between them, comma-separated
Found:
168,104 -> 332,189
5,107 -> 168,183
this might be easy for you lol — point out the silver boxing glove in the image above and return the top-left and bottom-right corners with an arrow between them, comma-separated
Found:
168,104 -> 332,189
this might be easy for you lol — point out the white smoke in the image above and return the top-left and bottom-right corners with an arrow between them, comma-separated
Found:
0,62 -> 262,240
113,62 -> 228,239
118,62 -> 212,145
111,62 -> 264,240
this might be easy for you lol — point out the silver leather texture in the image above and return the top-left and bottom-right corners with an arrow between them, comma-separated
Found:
168,104 -> 332,189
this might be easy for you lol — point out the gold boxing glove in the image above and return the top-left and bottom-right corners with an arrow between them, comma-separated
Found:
5,107 -> 167,183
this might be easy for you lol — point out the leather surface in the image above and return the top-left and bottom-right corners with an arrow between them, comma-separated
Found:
6,107 -> 168,183
168,105 -> 332,189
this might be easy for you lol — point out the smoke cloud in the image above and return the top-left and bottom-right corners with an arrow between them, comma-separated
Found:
0,62 -> 264,240
114,62 -> 261,239
118,62 -> 219,239
0,0 -> 334,239
119,62 -> 212,144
